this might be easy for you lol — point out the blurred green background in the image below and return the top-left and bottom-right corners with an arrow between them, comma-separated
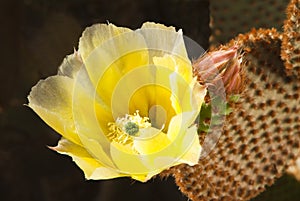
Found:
0,0 -> 299,201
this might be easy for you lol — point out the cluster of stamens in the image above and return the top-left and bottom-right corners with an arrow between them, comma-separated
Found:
107,111 -> 151,144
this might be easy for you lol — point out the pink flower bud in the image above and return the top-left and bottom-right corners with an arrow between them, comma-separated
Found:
193,45 -> 243,94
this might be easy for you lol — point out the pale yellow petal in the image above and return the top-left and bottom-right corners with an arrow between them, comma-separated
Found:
131,174 -> 149,182
109,65 -> 176,129
152,54 -> 205,116
51,138 -> 123,180
132,123 -> 199,173
88,164 -> 124,180
141,22 -> 176,32
57,50 -> 83,78
110,141 -> 136,155
72,67 -> 112,148
176,125 -> 202,166
167,112 -> 198,141
79,23 -> 131,62
153,54 -> 193,83
169,75 -> 206,115
169,72 -> 193,114
191,79 -> 207,112
71,67 -> 123,170
27,76 -> 81,145
82,29 -> 149,106
133,127 -> 171,154
50,138 -> 90,158
139,22 -> 188,60
130,85 -> 176,131
110,143 -> 148,174
131,170 -> 161,182
78,134 -> 115,168
109,117 -> 200,176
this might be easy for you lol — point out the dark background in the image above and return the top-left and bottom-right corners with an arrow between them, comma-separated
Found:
0,0 -> 299,201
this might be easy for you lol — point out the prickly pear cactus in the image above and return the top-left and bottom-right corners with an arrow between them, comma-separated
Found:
281,0 -> 300,77
171,28 -> 300,201
160,1 -> 300,201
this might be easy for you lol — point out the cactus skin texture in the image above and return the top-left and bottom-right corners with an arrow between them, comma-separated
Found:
169,28 -> 300,201
159,1 -> 300,200
281,0 -> 300,77
284,0 -> 300,184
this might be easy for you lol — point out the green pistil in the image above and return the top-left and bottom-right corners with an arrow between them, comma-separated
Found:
124,122 -> 139,136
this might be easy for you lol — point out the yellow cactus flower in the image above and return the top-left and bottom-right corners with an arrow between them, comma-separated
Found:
27,22 -> 207,182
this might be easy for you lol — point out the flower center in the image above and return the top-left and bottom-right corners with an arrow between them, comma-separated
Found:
124,122 -> 139,135
107,111 -> 151,144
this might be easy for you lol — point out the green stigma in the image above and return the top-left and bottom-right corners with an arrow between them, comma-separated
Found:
124,122 -> 139,136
